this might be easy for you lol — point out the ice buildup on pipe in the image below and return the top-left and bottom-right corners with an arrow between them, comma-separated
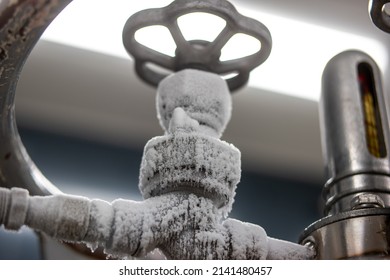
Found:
0,188 -> 314,259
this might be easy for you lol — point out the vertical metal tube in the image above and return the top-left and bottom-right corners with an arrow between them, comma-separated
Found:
320,50 -> 390,215
300,50 -> 390,259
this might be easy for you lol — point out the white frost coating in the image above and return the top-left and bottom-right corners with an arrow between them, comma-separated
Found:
27,194 -> 91,241
84,199 -> 114,251
223,219 -> 268,259
100,193 -> 227,259
267,238 -> 315,260
141,69 -> 240,215
139,132 -> 241,215
168,107 -> 200,134
157,69 -> 232,138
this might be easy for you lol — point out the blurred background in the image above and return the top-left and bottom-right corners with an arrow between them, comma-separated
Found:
1,0 -> 390,259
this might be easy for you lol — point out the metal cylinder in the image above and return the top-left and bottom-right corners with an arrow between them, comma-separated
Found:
320,50 -> 390,215
300,50 -> 390,259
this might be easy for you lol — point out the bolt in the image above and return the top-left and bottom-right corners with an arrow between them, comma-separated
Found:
351,193 -> 385,210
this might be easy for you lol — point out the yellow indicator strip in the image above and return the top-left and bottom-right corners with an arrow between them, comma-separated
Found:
358,63 -> 386,158
362,91 -> 381,157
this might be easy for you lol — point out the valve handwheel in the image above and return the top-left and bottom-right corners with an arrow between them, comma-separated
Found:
123,0 -> 272,91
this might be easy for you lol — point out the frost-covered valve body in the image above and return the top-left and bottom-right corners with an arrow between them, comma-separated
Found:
139,69 -> 240,215
0,68 -> 312,259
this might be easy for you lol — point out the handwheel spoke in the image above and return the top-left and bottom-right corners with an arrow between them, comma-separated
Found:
208,26 -> 234,55
168,20 -> 190,52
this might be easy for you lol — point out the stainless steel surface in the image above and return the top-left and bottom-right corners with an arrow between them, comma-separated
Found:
122,0 -> 272,91
300,50 -> 390,259
301,209 -> 390,259
320,50 -> 390,215
324,174 -> 390,214
369,0 -> 390,33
